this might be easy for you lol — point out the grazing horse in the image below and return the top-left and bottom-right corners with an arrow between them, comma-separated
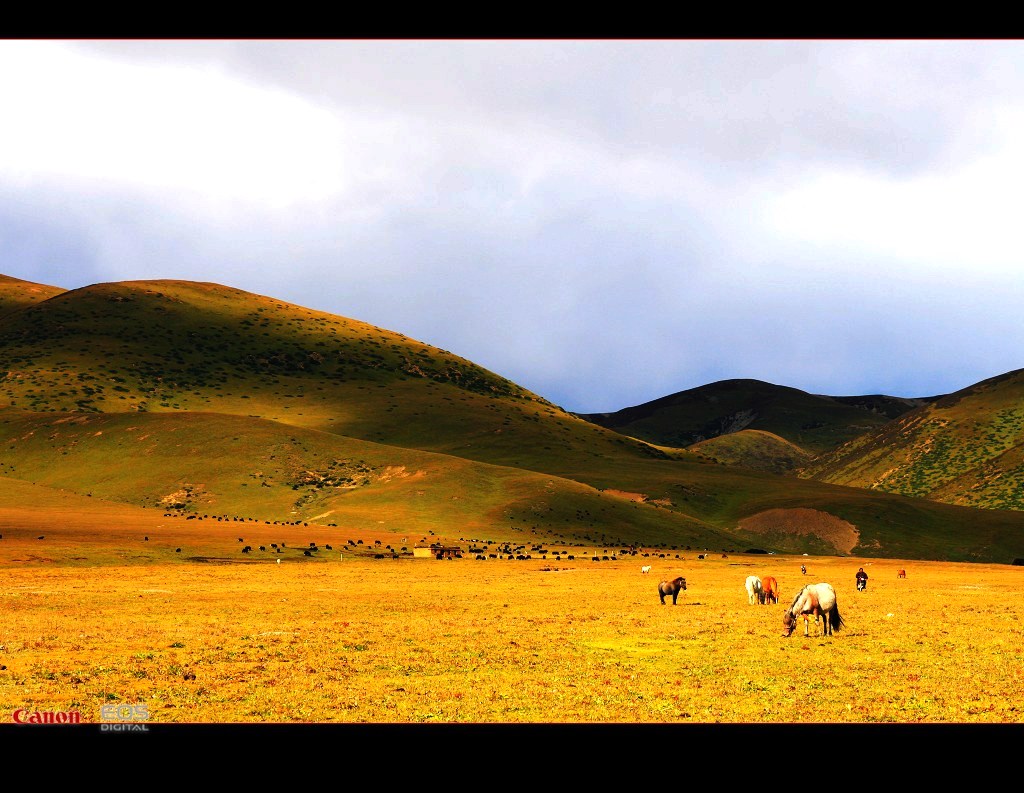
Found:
897,568 -> 906,579
641,565 -> 652,574
761,575 -> 779,605
782,583 -> 844,638
745,575 -> 763,605
658,576 -> 687,605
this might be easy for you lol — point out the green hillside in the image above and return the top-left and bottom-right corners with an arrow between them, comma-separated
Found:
0,274 -> 65,316
800,369 -> 1024,511
0,406 -> 736,551
0,279 -> 670,469
688,429 -> 814,474
1,274 -> 1022,564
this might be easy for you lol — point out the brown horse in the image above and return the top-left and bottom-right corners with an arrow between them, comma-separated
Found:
658,576 -> 687,605
761,575 -> 779,605
897,568 -> 906,579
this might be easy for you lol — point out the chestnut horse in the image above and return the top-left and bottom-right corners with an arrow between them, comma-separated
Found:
658,576 -> 687,605
897,569 -> 906,579
782,582 -> 844,638
761,575 -> 779,605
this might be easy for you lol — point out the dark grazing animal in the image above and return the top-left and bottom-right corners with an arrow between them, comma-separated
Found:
658,576 -> 687,605
782,583 -> 844,638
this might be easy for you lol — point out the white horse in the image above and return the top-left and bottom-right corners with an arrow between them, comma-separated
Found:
745,575 -> 763,605
641,565 -> 652,574
782,582 -> 845,637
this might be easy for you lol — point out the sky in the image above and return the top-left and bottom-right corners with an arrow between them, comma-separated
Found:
2,39 -> 1023,413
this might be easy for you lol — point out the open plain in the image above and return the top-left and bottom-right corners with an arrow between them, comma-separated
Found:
2,520 -> 1021,725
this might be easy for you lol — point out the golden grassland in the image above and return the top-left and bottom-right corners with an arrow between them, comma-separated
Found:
1,526 -> 1022,725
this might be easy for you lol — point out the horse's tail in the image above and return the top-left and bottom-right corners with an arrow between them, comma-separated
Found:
830,603 -> 845,632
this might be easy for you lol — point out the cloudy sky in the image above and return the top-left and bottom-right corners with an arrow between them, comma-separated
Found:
2,39 -> 1022,412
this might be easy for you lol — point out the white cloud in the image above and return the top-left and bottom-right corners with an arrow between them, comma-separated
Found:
0,42 -> 358,210
763,119 -> 1024,275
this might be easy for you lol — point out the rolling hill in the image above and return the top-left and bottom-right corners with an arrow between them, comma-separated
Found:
1,274 -> 1022,564
687,429 -> 815,474
800,368 -> 1024,512
0,273 -> 65,314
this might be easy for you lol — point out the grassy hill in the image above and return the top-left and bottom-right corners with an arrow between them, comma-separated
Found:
0,274 -> 65,316
0,279 -> 672,467
800,368 -> 1024,512
578,379 -> 931,457
1,274 -> 1022,564
0,406 -> 742,553
687,429 -> 814,474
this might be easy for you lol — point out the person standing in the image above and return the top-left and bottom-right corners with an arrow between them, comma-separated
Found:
856,567 -> 868,591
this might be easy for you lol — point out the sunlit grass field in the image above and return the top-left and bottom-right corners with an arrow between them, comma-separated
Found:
2,535 -> 1022,724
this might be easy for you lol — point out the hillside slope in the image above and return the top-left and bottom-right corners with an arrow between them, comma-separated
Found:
688,429 -> 814,474
0,278 -> 674,469
1,274 -> 1022,563
800,369 -> 1024,511
0,405 -> 739,551
0,274 -> 66,316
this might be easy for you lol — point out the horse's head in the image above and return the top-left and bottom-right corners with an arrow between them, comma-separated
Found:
676,576 -> 687,590
781,610 -> 797,637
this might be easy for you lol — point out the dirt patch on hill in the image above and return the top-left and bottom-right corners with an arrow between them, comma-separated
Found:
604,489 -> 647,502
376,466 -> 415,483
737,508 -> 860,555
160,483 -> 211,510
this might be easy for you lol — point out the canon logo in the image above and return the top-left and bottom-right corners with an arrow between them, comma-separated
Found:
12,709 -> 82,724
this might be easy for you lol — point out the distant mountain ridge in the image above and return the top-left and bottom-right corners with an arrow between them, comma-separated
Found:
576,370 -> 1024,516
578,378 -> 939,458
